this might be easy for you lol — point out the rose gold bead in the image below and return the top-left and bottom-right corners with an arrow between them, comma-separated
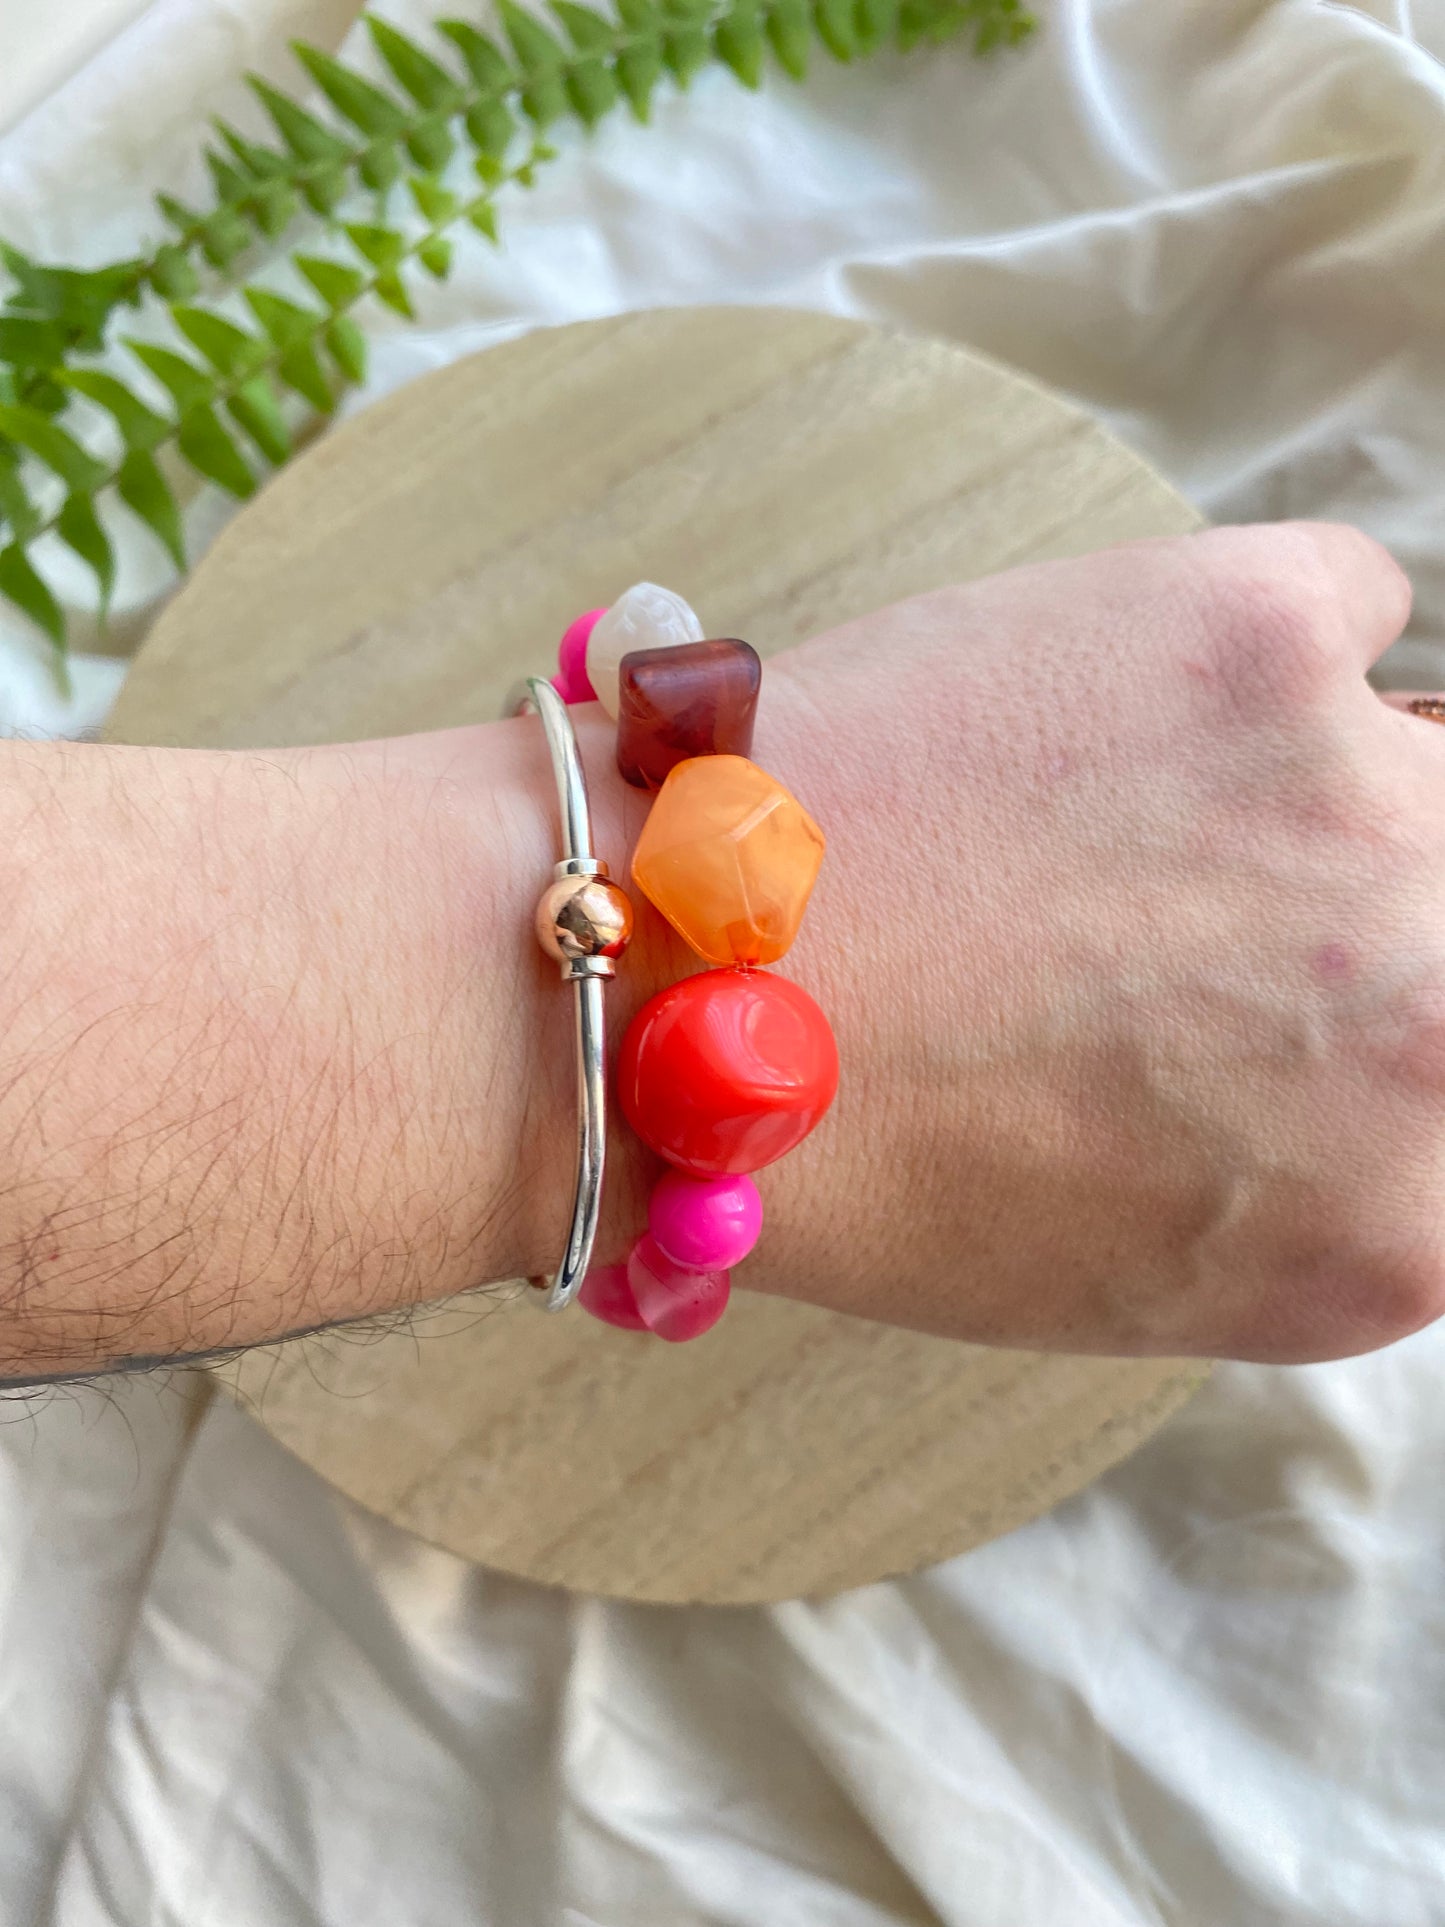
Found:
534,874 -> 634,967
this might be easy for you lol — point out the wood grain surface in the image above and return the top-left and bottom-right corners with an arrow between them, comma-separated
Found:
108,307 -> 1208,1604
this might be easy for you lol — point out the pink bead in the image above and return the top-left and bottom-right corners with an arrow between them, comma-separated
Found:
649,1171 -> 762,1273
577,1262 -> 647,1331
554,608 -> 605,704
627,1236 -> 731,1342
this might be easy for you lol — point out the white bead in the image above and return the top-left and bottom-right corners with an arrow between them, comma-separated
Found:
586,582 -> 704,719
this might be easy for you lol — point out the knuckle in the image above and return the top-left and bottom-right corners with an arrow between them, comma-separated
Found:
1296,520 -> 1412,619
1197,562 -> 1337,710
1259,1224 -> 1445,1362
1182,523 -> 1411,712
1346,1239 -> 1445,1346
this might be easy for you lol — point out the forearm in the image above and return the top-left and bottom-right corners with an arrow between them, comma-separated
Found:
0,725 -> 605,1379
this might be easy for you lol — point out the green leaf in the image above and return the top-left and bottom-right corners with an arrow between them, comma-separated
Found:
22,378 -> 68,419
0,316 -> 68,367
323,316 -> 368,384
13,258 -> 138,352
550,0 -> 617,52
243,286 -> 318,346
566,58 -> 620,124
897,0 -> 956,46
499,0 -> 568,71
465,97 -> 515,157
294,254 -> 367,311
616,0 -> 660,24
410,176 -> 459,224
60,370 -> 170,451
301,162 -> 350,215
177,404 -> 256,497
405,115 -> 456,172
55,493 -> 115,613
373,269 -> 415,318
170,305 -> 262,377
853,0 -> 897,52
766,0 -> 811,76
0,544 -> 63,646
6,257 -> 62,312
436,20 -> 514,90
150,244 -> 201,300
248,74 -> 352,162
198,206 -> 253,270
358,138 -> 405,192
157,193 -> 198,234
616,41 -> 664,117
467,201 -> 500,243
115,448 -> 186,569
250,179 -> 300,237
661,23 -> 710,80
227,375 -> 290,464
366,17 -> 465,108
0,403 -> 108,492
0,447 -> 40,540
126,340 -> 215,412
214,118 -> 290,177
417,236 -> 453,280
520,73 -> 570,125
277,341 -> 335,413
813,0 -> 856,59
345,223 -> 406,271
205,149 -> 251,202
292,43 -> 408,136
714,4 -> 766,85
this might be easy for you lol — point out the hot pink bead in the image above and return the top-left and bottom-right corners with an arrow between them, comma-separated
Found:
554,608 -> 605,704
627,1235 -> 731,1342
577,1262 -> 647,1331
648,1171 -> 762,1273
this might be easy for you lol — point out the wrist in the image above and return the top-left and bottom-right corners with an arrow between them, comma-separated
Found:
397,666 -> 866,1322
392,711 -> 676,1293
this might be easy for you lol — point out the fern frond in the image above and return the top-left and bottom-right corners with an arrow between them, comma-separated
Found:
0,156 -> 530,657
0,0 -> 1035,659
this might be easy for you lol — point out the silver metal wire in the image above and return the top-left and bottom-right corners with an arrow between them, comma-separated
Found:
517,676 -> 610,1312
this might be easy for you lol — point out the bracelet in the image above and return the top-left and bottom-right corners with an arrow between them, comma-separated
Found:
528,585 -> 838,1343
517,675 -> 633,1312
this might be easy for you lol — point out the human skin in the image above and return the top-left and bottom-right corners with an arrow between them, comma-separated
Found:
0,521 -> 1441,1381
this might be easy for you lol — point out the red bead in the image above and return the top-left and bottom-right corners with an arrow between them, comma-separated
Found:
615,638 -> 761,791
618,967 -> 838,1175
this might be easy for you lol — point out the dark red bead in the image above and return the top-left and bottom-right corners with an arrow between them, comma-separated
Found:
618,966 -> 839,1175
615,638 -> 761,792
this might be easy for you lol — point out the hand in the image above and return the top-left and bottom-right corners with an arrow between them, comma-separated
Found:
680,522 -> 1440,1362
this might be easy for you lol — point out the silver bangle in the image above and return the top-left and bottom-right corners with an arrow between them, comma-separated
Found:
515,677 -> 633,1311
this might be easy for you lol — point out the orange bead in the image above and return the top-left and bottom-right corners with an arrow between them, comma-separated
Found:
630,755 -> 825,966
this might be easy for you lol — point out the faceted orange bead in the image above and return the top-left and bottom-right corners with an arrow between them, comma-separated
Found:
630,755 -> 825,966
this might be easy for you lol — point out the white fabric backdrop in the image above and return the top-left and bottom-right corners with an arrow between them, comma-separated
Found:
2,3 -> 1445,1921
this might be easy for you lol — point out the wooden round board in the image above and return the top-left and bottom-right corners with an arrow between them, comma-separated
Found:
108,308 -> 1209,1605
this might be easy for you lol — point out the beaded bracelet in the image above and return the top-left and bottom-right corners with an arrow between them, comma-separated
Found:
525,583 -> 838,1343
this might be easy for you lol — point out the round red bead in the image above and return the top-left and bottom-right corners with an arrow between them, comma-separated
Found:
618,967 -> 838,1176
